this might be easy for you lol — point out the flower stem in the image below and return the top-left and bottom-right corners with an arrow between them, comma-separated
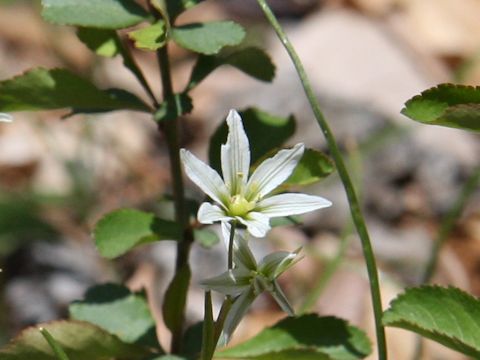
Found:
157,44 -> 192,354
228,222 -> 237,270
255,1 -> 387,358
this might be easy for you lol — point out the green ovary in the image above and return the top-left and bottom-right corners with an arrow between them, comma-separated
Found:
228,195 -> 256,217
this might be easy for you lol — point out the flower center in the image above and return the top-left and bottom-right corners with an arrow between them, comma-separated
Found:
228,195 -> 256,217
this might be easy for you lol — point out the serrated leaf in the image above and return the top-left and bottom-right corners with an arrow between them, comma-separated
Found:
187,47 -> 275,90
282,148 -> 335,187
154,93 -> 193,122
383,285 -> 480,358
194,228 -> 220,248
163,264 -> 191,334
41,0 -> 149,29
402,83 -> 480,132
128,21 -> 167,51
94,208 -> 180,259
209,108 -> 296,174
0,320 -> 151,360
171,21 -> 245,55
216,315 -> 371,360
164,0 -> 204,20
0,68 -> 150,113
69,283 -> 162,351
223,349 -> 331,360
77,28 -> 120,57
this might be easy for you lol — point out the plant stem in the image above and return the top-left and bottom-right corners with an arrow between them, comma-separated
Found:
255,1 -> 387,358
116,34 -> 158,107
227,222 -> 237,270
157,44 -> 192,354
421,164 -> 480,284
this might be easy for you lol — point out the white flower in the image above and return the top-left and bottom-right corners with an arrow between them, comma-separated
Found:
180,109 -> 332,238
201,230 -> 302,344
0,113 -> 13,123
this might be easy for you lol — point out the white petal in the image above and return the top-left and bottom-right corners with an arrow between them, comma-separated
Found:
197,203 -> 231,224
180,149 -> 229,206
221,222 -> 232,249
0,113 -> 13,122
221,110 -> 250,195
237,212 -> 271,238
246,143 -> 304,199
256,193 -> 332,217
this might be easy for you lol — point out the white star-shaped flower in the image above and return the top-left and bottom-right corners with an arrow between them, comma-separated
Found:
180,109 -> 332,238
0,113 -> 13,123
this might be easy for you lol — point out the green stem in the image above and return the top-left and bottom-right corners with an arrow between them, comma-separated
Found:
255,1 -> 387,358
421,164 -> 480,283
210,222 -> 238,353
116,34 -> 158,107
157,44 -> 192,354
227,222 -> 237,270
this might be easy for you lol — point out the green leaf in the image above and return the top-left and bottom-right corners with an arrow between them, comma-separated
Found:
209,108 -> 296,174
128,21 -> 167,51
69,283 -> 162,351
172,22 -> 245,55
0,68 -> 150,113
219,349 -> 331,360
216,315 -> 371,360
41,0 -> 149,29
154,93 -> 193,122
0,320 -> 152,360
383,285 -> 480,358
187,47 -> 275,90
194,228 -> 220,249
282,148 -> 335,187
164,0 -> 204,20
402,83 -> 480,132
77,28 -> 120,57
162,264 -> 191,334
94,208 -> 180,259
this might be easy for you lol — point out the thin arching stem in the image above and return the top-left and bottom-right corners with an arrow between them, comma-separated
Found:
255,1 -> 387,358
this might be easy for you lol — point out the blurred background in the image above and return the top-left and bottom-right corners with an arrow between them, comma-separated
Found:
0,0 -> 479,359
